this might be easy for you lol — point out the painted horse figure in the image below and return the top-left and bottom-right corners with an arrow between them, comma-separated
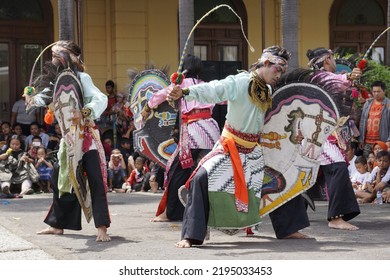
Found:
128,68 -> 177,168
260,69 -> 355,216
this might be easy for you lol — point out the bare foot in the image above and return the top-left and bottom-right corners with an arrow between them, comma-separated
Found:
36,226 -> 64,235
175,239 -> 192,248
151,212 -> 169,222
96,226 -> 111,242
283,232 -> 310,239
328,218 -> 359,230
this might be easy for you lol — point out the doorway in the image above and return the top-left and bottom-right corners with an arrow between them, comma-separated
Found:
0,0 -> 53,123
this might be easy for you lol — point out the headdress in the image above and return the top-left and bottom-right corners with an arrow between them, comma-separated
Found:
307,48 -> 333,70
250,47 -> 289,72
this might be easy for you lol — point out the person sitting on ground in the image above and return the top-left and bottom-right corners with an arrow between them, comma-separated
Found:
123,156 -> 150,192
47,122 -> 62,152
108,148 -> 127,192
35,147 -> 54,193
12,123 -> 27,143
117,138 -> 133,176
24,122 -> 49,151
368,141 -> 388,172
0,121 -> 13,153
351,156 -> 371,193
356,150 -> 390,203
0,137 -> 37,196
367,151 -> 376,173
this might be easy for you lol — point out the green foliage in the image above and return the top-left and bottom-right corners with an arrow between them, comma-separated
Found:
362,60 -> 390,97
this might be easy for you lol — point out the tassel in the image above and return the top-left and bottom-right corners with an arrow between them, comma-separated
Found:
44,108 -> 54,125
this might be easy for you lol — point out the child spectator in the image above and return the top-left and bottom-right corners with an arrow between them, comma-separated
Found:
12,123 -> 27,143
108,149 -> 127,192
27,136 -> 43,162
123,156 -> 150,192
0,137 -> 38,196
346,142 -> 358,178
356,150 -> 390,203
368,141 -> 388,172
35,147 -> 53,193
367,151 -> 376,172
351,156 -> 371,192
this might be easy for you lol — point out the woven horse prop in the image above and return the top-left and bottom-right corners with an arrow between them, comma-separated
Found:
128,69 -> 177,168
260,69 -> 353,216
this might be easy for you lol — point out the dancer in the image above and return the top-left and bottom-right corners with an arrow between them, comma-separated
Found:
25,40 -> 111,242
141,54 -> 220,222
307,47 -> 361,230
168,46 -> 310,248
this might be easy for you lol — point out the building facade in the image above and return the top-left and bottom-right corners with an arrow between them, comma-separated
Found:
0,0 -> 387,123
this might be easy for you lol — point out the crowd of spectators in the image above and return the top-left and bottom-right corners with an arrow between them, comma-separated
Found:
0,79 -> 164,198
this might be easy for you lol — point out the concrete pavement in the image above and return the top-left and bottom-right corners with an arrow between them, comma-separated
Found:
0,192 -> 390,260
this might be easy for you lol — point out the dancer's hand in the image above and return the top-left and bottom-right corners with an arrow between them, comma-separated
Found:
140,108 -> 150,120
350,67 -> 362,80
70,109 -> 81,125
167,85 -> 183,102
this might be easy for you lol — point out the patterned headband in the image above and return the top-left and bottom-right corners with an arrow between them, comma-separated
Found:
257,51 -> 288,72
307,49 -> 333,69
52,45 -> 82,65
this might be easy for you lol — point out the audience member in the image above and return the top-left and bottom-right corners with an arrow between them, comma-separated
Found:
24,122 -> 49,150
351,156 -> 371,192
0,137 -> 37,196
148,163 -> 165,193
110,92 -> 132,139
11,95 -> 38,136
368,141 -> 388,172
101,80 -> 116,123
35,147 -> 54,193
118,138 -> 133,173
346,142 -> 358,178
12,123 -> 27,143
0,121 -> 12,153
356,150 -> 390,203
358,81 -> 390,158
47,123 -> 62,152
108,148 -> 127,192
123,156 -> 150,192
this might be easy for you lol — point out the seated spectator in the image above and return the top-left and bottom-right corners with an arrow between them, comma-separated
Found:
351,156 -> 371,192
102,137 -> 113,165
34,147 -> 54,193
108,149 -> 127,192
27,136 -> 43,162
367,151 -> 376,173
12,123 -> 27,143
24,122 -> 49,150
367,141 -> 387,172
356,150 -> 390,203
0,137 -> 38,196
0,121 -> 12,153
47,123 -> 62,152
122,156 -> 150,192
148,162 -> 165,193
118,138 -> 132,174
346,142 -> 358,178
